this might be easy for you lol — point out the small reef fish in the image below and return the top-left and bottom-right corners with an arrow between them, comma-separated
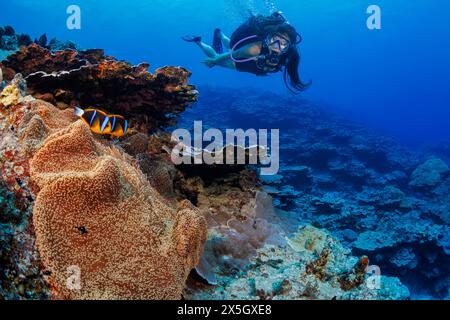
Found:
74,106 -> 128,138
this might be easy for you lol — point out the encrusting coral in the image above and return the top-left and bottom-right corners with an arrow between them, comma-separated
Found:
186,226 -> 409,300
29,121 -> 207,299
0,44 -> 198,131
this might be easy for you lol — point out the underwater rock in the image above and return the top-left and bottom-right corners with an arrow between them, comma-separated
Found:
121,133 -> 150,156
195,189 -> 285,276
0,86 -> 51,299
0,35 -> 18,52
17,34 -> 33,47
186,226 -> 409,300
3,26 -> 15,36
389,248 -> 418,269
287,225 -> 334,257
437,229 -> 450,255
173,142 -> 291,286
409,158 -> 449,189
427,141 -> 450,161
354,211 -> 443,251
47,38 -> 79,52
29,121 -> 207,299
0,183 -> 48,300
1,44 -> 91,78
328,159 -> 371,186
357,186 -> 406,210
311,193 -> 343,215
0,73 -> 29,108
1,44 -> 198,131
0,26 -> 80,59
180,88 -> 449,299
35,34 -> 47,47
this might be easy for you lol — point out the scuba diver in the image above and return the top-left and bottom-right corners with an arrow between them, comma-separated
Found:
182,12 -> 310,93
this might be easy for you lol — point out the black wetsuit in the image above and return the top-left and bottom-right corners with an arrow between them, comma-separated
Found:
234,45 -> 284,76
230,14 -> 288,76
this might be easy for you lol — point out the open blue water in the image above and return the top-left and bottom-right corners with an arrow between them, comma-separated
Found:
1,0 -> 450,146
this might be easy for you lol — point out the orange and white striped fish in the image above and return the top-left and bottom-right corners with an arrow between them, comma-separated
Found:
74,107 -> 128,138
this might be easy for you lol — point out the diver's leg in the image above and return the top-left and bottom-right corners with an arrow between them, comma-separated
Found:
182,36 -> 217,58
220,33 -> 231,50
214,29 -> 231,51
196,42 -> 218,58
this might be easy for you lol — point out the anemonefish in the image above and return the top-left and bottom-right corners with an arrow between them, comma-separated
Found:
74,106 -> 128,138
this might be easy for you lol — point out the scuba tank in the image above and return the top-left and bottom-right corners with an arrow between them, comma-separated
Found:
230,12 -> 288,50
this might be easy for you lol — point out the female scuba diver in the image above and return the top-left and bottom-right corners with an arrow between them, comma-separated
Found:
182,12 -> 310,93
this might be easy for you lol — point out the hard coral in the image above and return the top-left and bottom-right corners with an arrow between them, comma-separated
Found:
188,226 -> 410,300
0,74 -> 28,108
410,158 -> 449,189
30,121 -> 207,299
2,44 -> 198,130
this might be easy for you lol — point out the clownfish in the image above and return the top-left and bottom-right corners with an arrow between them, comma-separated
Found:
74,106 -> 128,138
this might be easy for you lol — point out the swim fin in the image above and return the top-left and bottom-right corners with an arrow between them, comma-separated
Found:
212,28 -> 223,54
182,35 -> 202,43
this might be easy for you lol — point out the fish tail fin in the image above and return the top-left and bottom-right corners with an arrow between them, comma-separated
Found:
74,106 -> 84,117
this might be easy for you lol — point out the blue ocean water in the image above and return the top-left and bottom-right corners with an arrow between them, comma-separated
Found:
1,0 -> 449,146
1,1 -> 450,301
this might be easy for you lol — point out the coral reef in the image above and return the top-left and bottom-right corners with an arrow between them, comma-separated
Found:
1,28 -> 447,301
0,182 -> 48,299
409,158 -> 449,189
178,87 -> 450,299
0,44 -> 198,131
185,226 -> 409,300
0,80 -> 50,299
0,25 -> 78,61
30,121 -> 207,299
0,43 -> 205,300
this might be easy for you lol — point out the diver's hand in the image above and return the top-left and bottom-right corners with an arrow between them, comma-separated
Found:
202,58 -> 216,68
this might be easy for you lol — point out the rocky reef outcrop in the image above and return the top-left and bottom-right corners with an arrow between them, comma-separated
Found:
0,26 -> 78,62
178,87 -> 450,299
2,30 -> 445,300
0,48 -> 205,299
186,226 -> 409,300
1,70 -> 409,300
0,44 -> 198,131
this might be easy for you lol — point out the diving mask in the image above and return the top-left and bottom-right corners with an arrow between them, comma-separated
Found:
266,33 -> 291,54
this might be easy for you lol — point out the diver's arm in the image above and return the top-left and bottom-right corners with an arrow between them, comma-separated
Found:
212,42 -> 262,64
212,52 -> 235,65
232,42 -> 262,59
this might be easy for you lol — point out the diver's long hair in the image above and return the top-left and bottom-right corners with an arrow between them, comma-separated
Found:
284,47 -> 311,93
272,24 -> 311,93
